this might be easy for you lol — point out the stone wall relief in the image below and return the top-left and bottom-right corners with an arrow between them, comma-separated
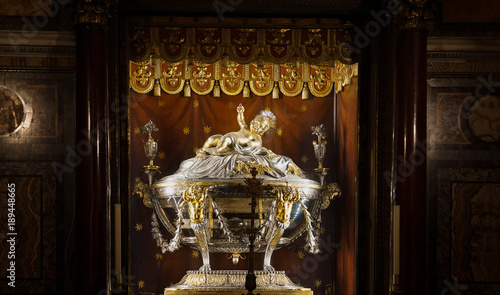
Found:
468,95 -> 500,143
0,86 -> 31,137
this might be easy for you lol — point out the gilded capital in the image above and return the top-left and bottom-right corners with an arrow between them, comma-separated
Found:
74,0 -> 116,26
396,0 -> 436,31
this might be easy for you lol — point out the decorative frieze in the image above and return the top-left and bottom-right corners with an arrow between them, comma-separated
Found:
130,58 -> 358,97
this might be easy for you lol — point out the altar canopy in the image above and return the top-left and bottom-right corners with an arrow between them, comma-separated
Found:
129,27 -> 358,98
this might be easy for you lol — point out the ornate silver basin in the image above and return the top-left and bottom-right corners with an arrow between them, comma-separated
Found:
133,115 -> 340,292
135,160 -> 340,273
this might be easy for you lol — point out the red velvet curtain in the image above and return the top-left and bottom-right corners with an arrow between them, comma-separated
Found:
334,78 -> 358,295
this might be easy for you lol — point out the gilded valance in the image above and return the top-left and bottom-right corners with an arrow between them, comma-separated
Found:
129,27 -> 358,97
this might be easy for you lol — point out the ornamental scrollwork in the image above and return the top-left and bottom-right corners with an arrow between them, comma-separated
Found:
131,28 -> 148,54
333,60 -> 358,93
162,28 -> 185,54
251,65 -> 271,88
133,178 -> 155,208
193,65 -> 212,87
310,66 -> 330,90
268,29 -> 291,46
130,59 -> 358,97
222,62 -> 242,87
321,182 -> 342,210
198,28 -> 220,44
74,0 -> 115,25
396,0 -> 436,31
129,27 -> 355,65
130,61 -> 155,94
162,64 -> 182,86
268,29 -> 291,55
132,62 -> 152,86
304,29 -> 324,56
198,28 -> 221,55
232,29 -> 256,55
281,63 -> 302,88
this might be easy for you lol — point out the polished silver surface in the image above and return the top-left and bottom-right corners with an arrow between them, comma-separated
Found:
134,120 -> 341,273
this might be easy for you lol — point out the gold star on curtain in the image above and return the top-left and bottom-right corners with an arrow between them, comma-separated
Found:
183,126 -> 190,135
158,100 -> 166,107
276,128 -> 283,136
135,223 -> 143,231
134,127 -> 140,135
155,253 -> 163,260
301,155 -> 308,163
300,104 -> 308,112
191,250 -> 200,258
320,226 -> 326,234
158,151 -> 166,159
135,177 -> 140,182
193,99 -> 199,108
138,280 -> 145,289
193,147 -> 199,153
228,101 -> 235,109
204,126 -> 212,134
297,250 -> 305,259
314,279 -> 322,288
265,106 -> 271,111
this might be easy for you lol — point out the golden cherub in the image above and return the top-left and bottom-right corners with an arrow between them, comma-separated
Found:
198,104 -> 277,155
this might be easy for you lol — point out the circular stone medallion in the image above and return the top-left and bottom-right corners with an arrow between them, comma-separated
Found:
0,87 -> 25,136
468,95 -> 500,143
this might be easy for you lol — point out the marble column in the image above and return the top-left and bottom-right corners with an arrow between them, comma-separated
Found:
393,1 -> 432,294
73,1 -> 113,294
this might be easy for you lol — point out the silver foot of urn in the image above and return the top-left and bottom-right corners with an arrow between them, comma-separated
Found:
164,270 -> 310,294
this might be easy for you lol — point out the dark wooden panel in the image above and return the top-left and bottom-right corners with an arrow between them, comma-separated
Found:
0,163 -> 57,293
443,0 -> 500,23
436,169 -> 500,295
0,70 -> 75,294
452,183 -> 500,283
0,176 -> 42,280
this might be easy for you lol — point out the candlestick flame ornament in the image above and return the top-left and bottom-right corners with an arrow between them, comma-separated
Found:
140,120 -> 160,185
311,124 -> 330,186
133,109 -> 341,294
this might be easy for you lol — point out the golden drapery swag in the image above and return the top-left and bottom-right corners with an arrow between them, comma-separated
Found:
129,27 -> 358,98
